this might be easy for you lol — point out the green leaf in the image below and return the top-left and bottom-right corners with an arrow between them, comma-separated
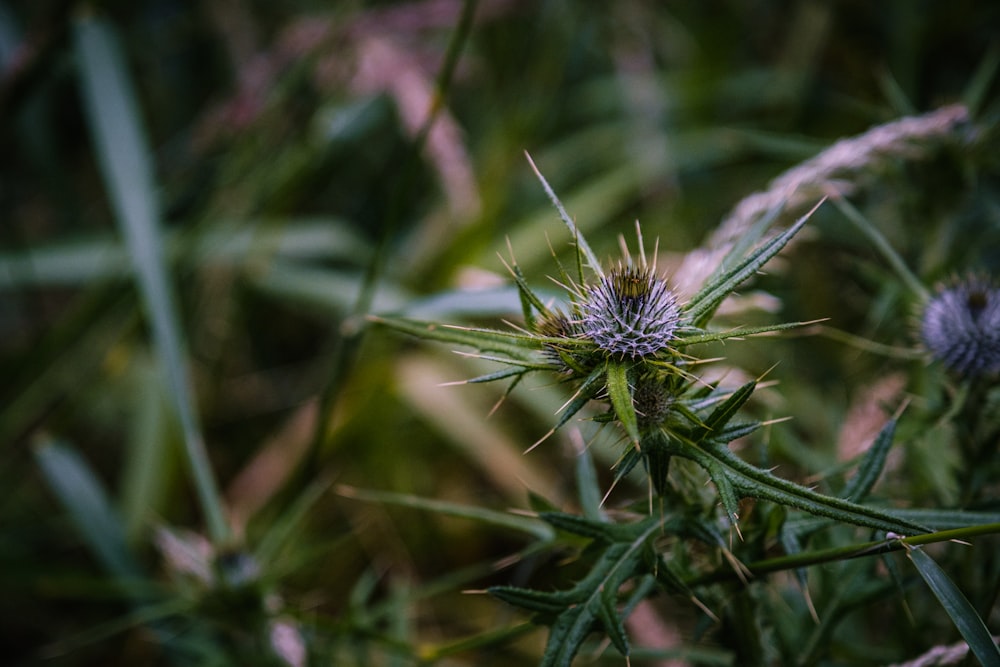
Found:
963,43 -> 1000,117
841,418 -> 896,502
532,364 -> 608,446
697,440 -> 929,534
597,587 -> 630,657
464,367 -> 528,384
253,262 -> 407,315
0,218 -> 373,289
907,546 -> 1000,666
643,436 -> 672,496
892,509 -> 1000,530
702,457 -> 743,526
538,542 -> 642,666
606,361 -> 640,447
490,518 -> 663,667
119,358 -> 174,542
524,152 -> 604,278
505,258 -> 553,326
370,316 -> 546,360
690,380 -> 757,442
254,478 -> 332,567
685,206 -> 815,327
830,196 -> 929,301
612,446 -> 644,485
490,586 -> 568,615
674,320 -> 819,347
541,512 -> 617,542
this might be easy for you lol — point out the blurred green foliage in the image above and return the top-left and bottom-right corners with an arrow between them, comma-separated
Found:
2,1 -> 999,665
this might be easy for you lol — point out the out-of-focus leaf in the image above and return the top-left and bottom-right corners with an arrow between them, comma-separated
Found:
119,358 -> 175,542
337,485 -> 554,542
35,439 -> 142,580
0,219 -> 370,289
74,13 -> 227,543
963,44 -> 1000,116
253,262 -> 408,316
576,444 -> 605,522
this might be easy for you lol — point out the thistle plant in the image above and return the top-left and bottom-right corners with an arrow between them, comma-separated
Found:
371,155 -> 978,666
376,155 -> 929,530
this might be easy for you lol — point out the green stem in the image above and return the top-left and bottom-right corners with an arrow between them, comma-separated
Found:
688,522 -> 1000,586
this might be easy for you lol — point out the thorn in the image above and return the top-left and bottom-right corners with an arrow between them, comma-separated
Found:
804,586 -> 820,625
892,397 -> 912,421
691,595 -> 720,623
600,479 -> 619,508
486,394 -> 506,418
524,428 -> 555,454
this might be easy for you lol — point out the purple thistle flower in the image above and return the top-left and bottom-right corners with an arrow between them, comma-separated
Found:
920,277 -> 1000,378
578,265 -> 681,359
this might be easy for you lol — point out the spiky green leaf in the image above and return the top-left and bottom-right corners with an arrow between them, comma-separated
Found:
606,361 -> 640,447
371,316 -> 544,359
686,207 -> 815,328
490,586 -> 569,615
674,320 -> 820,347
842,418 -> 897,502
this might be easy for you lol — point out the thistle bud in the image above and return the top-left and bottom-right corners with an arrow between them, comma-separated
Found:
632,375 -> 674,427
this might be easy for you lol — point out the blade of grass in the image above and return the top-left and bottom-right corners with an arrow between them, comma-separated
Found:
906,546 -> 1000,666
119,358 -> 175,542
306,0 -> 478,469
829,195 -> 929,301
74,13 -> 228,543
337,485 -> 554,542
34,438 -> 143,581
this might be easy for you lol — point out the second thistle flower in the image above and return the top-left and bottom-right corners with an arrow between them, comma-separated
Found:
920,276 -> 1000,379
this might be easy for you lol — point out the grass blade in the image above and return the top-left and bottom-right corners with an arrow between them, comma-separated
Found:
74,14 -> 228,543
337,485 -> 555,542
907,546 -> 1000,666
35,439 -> 142,580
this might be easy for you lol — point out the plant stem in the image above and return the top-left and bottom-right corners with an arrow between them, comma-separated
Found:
687,522 -> 1000,587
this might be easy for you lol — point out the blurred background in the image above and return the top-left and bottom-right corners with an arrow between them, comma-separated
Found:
2,1 -> 999,665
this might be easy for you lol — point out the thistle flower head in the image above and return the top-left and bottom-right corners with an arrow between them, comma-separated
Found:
577,264 -> 681,359
920,276 -> 1000,378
